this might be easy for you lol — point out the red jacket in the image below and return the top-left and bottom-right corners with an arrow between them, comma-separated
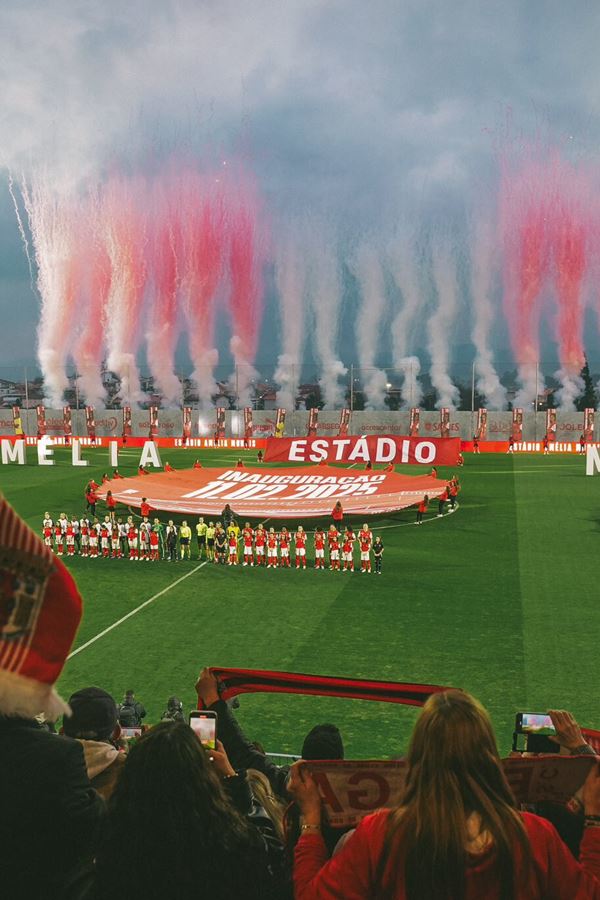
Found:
332,506 -> 344,522
294,810 -> 600,900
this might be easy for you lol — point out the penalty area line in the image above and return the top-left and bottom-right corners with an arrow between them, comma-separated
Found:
67,561 -> 208,660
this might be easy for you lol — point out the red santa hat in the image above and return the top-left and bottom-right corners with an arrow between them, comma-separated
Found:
0,495 -> 82,719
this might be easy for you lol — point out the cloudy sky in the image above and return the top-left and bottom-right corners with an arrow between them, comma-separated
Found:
1,0 -> 600,378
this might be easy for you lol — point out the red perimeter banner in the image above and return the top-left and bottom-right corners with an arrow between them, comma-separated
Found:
306,756 -> 597,828
98,465 -> 447,518
264,435 -> 460,466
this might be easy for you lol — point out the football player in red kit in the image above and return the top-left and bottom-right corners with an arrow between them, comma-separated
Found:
295,526 -> 307,569
342,530 -> 355,572
89,518 -> 100,558
111,521 -> 121,558
314,528 -> 326,569
80,517 -> 90,556
279,528 -> 291,567
149,527 -> 160,561
42,512 -> 53,548
100,517 -> 111,558
139,519 -> 151,560
164,461 -> 174,472
65,520 -> 76,556
127,516 -> 138,561
242,523 -> 255,567
193,459 -> 202,469
329,532 -> 340,571
228,530 -> 238,565
54,522 -> 64,556
267,528 -> 278,568
254,524 -> 266,565
359,523 -> 373,573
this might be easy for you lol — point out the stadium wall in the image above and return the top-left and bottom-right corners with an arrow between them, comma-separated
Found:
0,409 -> 592,441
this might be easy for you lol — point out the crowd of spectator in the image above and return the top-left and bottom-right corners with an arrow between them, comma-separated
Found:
3,670 -> 600,899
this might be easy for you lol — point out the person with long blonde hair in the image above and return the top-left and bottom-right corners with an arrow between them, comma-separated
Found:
289,690 -> 600,899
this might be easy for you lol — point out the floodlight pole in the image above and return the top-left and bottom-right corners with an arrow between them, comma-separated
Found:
24,366 -> 29,410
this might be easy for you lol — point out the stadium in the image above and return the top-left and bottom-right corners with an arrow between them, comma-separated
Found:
2,3 -> 600,899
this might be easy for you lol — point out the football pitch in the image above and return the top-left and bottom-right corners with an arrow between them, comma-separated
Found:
1,449 -> 597,758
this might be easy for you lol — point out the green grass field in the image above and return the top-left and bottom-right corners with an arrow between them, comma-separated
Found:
1,448 -> 597,758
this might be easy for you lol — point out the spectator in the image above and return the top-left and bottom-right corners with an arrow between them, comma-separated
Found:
289,689 -> 600,899
0,497 -> 104,899
161,696 -> 185,722
90,721 -> 287,899
195,669 -> 344,800
118,690 -> 146,728
247,769 -> 286,842
62,686 -> 126,801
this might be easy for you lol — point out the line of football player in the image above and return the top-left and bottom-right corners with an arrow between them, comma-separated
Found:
41,514 -> 385,573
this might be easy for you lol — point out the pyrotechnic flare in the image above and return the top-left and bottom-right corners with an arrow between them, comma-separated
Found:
227,170 -> 266,407
180,171 -> 226,410
348,240 -> 388,409
103,174 -> 148,405
387,231 -> 424,407
274,226 -> 306,410
72,189 -> 111,407
308,226 -> 347,408
428,241 -> 460,409
551,164 -> 588,409
20,176 -> 81,407
470,217 -> 507,409
145,174 -> 182,406
500,155 -> 551,406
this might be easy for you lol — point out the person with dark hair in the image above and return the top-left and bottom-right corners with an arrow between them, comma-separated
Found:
289,689 -> 600,899
221,504 -> 237,530
195,668 -> 344,801
62,687 -> 126,801
416,494 -> 428,525
118,690 -> 146,728
160,696 -> 185,722
90,721 -> 286,900
373,536 -> 384,574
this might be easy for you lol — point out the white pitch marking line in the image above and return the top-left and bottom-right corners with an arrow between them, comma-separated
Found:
67,561 -> 208,660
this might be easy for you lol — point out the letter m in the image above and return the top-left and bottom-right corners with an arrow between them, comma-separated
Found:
586,445 -> 600,476
1,439 -> 26,465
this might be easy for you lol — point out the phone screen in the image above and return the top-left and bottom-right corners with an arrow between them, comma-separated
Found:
189,713 -> 217,749
121,726 -> 142,739
519,713 -> 556,735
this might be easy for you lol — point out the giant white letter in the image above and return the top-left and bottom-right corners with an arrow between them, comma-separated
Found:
109,441 -> 119,468
376,438 -> 396,463
37,436 -> 55,466
139,441 -> 162,468
289,440 -> 307,462
1,439 -> 26,465
71,439 -> 89,467
586,445 -> 600,475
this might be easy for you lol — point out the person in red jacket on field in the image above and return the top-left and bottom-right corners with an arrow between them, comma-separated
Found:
416,494 -> 428,526
164,461 -> 174,472
140,498 -> 154,519
332,501 -> 344,524
384,462 -> 394,473
289,689 -> 600,900
193,459 -> 202,469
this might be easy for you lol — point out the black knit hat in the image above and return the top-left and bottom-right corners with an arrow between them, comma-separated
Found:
63,686 -> 118,740
301,723 -> 344,760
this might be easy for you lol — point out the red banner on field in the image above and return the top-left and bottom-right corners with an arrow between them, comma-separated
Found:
264,435 -> 460,466
305,756 -> 596,828
98,465 -> 447,518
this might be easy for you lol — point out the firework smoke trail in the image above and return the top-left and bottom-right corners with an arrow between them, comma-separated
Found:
499,155 -> 552,406
145,174 -> 182,406
469,217 -> 507,409
72,189 -> 111,407
348,241 -> 388,409
273,226 -> 306,410
227,170 -> 267,407
308,227 -> 347,408
20,176 -> 81,406
180,171 -> 226,410
387,231 -> 423,407
552,164 -> 588,409
103,174 -> 147,405
428,241 -> 460,409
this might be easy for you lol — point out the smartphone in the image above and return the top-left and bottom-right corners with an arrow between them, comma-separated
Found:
121,726 -> 142,739
189,710 -> 217,749
515,713 -> 556,736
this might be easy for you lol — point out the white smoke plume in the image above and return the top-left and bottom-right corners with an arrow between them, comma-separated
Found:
514,362 -> 544,409
274,227 -> 306,410
554,368 -> 583,411
307,226 -> 347,408
20,175 -> 80,407
348,241 -> 388,409
429,241 -> 460,409
387,231 -> 423,407
470,219 -> 507,409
